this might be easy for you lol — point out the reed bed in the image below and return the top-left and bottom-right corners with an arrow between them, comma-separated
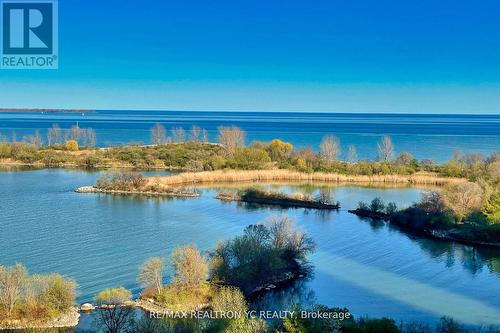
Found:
149,169 -> 463,187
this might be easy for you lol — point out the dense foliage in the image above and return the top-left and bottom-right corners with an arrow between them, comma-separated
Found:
0,264 -> 76,323
210,215 -> 315,295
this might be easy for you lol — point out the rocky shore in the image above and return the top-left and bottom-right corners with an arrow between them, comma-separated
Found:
0,308 -> 80,330
75,186 -> 200,197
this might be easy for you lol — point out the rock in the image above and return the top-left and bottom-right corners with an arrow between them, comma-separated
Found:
80,303 -> 93,312
123,300 -> 136,307
75,186 -> 97,193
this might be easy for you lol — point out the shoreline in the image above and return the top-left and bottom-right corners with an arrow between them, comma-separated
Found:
75,186 -> 200,197
0,308 -> 80,330
348,209 -> 500,248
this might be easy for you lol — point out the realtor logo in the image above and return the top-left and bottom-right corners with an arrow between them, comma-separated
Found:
1,0 -> 58,69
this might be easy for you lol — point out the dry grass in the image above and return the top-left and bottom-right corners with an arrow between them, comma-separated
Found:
149,169 -> 464,188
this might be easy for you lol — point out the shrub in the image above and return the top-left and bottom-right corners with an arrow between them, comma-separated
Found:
232,147 -> 271,169
96,172 -> 147,191
369,198 -> 385,213
95,287 -> 131,305
65,140 -> 79,151
385,202 -> 398,215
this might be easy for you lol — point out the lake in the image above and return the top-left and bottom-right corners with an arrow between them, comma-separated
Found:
1,169 -> 500,329
1,111 -> 499,162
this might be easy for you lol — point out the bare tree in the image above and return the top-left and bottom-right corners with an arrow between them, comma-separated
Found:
218,126 -> 246,155
171,245 -> 208,288
47,124 -> 62,146
150,123 -> 166,145
95,288 -> 135,333
138,257 -> 165,295
377,136 -> 395,162
189,126 -> 201,142
171,127 -> 185,143
201,129 -> 209,143
320,135 -> 341,161
86,128 -> 97,147
66,124 -> 86,145
0,263 -> 27,315
347,145 -> 357,163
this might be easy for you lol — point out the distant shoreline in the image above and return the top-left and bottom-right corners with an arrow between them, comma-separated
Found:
0,108 -> 94,113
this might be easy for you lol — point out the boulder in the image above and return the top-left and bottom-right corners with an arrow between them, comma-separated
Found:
80,303 -> 93,312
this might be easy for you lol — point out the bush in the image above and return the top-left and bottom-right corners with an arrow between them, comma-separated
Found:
95,287 -> 131,305
65,140 -> 79,151
96,172 -> 147,191
385,202 -> 398,215
232,147 -> 271,169
369,198 -> 385,213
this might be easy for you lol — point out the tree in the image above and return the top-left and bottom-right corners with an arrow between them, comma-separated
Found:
347,145 -> 357,163
218,126 -> 246,155
189,126 -> 201,142
320,135 -> 341,162
201,129 -> 209,143
47,124 -> 62,146
66,124 -> 85,145
95,287 -> 135,333
39,274 -> 77,314
171,127 -> 185,143
442,181 -> 484,220
150,123 -> 166,145
87,128 -> 97,147
138,257 -> 165,295
377,136 -> 394,162
369,197 -> 385,213
0,263 -> 27,315
268,139 -> 293,162
395,152 -> 416,166
171,245 -> 208,288
24,130 -> 43,147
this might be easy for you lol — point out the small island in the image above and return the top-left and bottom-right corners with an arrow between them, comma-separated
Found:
217,188 -> 340,210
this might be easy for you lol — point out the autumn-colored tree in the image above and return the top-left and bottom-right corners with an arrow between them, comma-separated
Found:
442,181 -> 484,220
171,245 -> 208,288
138,257 -> 165,295
268,139 -> 293,162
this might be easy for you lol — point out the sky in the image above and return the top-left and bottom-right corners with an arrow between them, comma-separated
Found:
0,0 -> 499,113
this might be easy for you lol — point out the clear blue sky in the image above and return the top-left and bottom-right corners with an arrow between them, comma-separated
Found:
1,0 -> 499,113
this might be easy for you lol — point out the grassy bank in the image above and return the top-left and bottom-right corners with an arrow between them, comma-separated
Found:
150,169 -> 463,187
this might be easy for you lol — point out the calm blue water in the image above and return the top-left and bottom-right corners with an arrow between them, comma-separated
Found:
1,111 -> 499,162
1,169 -> 500,327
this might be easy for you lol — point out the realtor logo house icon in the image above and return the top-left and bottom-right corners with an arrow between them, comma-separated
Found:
1,0 -> 58,69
